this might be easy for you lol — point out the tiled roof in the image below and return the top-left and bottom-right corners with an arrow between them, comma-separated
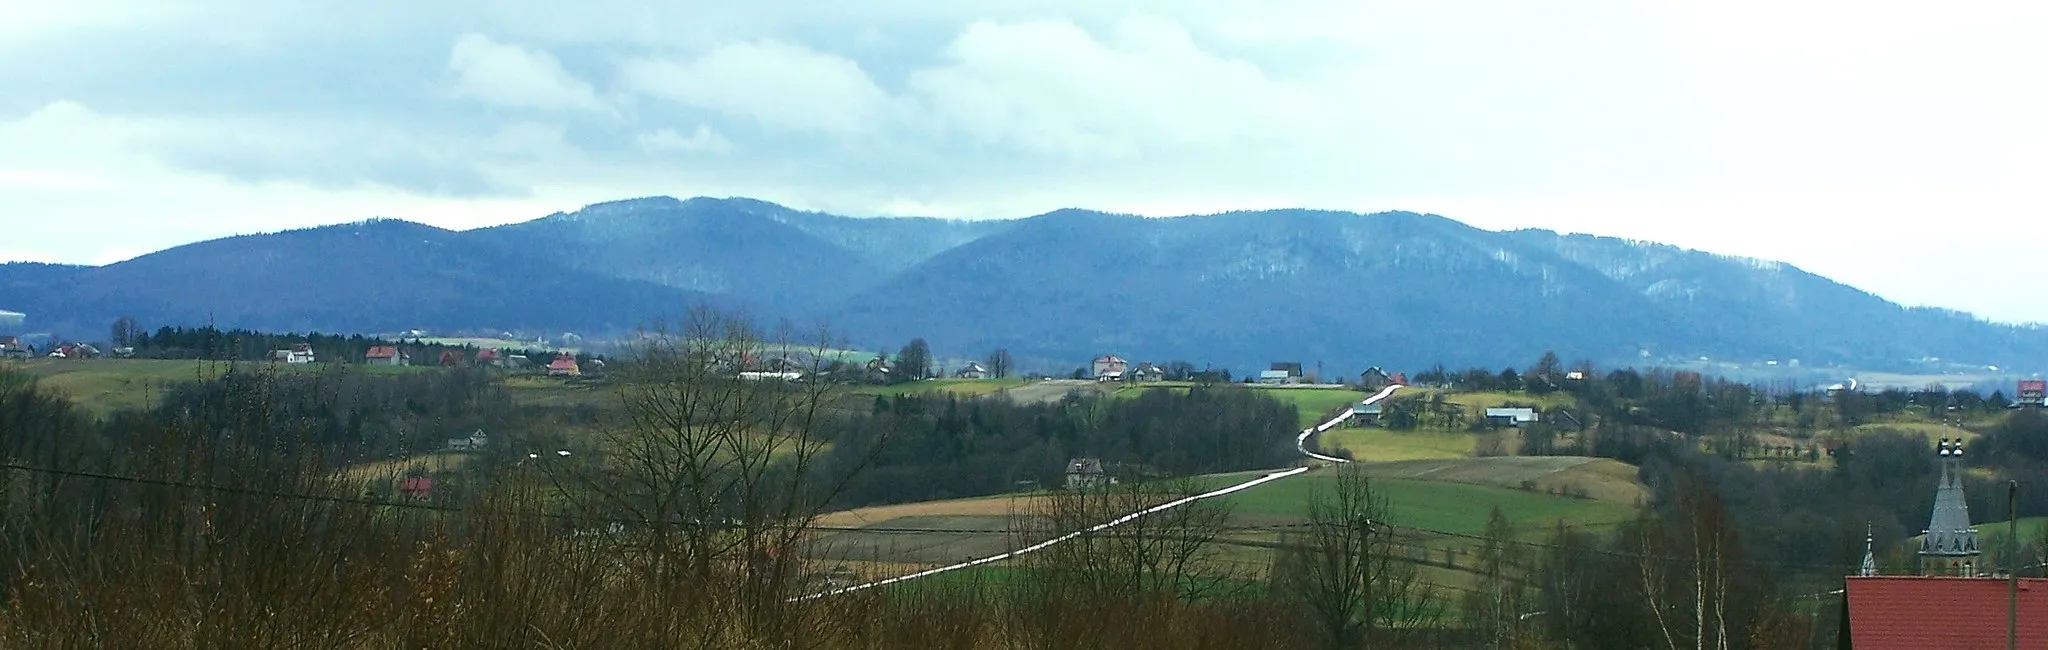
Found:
366,345 -> 400,358
1845,576 -> 2048,649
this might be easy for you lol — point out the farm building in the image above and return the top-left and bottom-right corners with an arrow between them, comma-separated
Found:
1258,370 -> 1293,385
446,430 -> 488,451
1359,366 -> 1392,389
1130,362 -> 1165,382
271,343 -> 315,364
1483,407 -> 1539,428
1091,355 -> 1127,381
1065,458 -> 1109,489
365,346 -> 410,366
547,353 -> 581,377
955,362 -> 988,379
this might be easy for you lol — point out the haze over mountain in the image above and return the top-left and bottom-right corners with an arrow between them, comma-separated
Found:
2,196 -> 2042,375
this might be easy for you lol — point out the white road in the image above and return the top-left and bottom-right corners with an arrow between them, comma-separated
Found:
792,383 -> 1406,600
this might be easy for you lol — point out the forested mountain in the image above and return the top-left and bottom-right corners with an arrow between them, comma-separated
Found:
2,197 -> 2042,373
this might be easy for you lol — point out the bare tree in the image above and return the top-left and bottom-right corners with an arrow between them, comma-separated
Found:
1462,507 -> 1532,649
1269,467 -> 1442,649
561,307 -> 853,645
986,347 -> 1014,379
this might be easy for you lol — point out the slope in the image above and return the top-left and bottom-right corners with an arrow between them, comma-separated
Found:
828,209 -> 1681,372
0,219 -> 714,336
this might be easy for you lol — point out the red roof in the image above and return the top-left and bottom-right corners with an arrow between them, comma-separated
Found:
1845,576 -> 2048,649
399,477 -> 434,493
366,345 -> 401,359
548,353 -> 579,370
475,348 -> 499,361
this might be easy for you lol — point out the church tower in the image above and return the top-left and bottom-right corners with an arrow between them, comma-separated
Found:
1919,438 -> 1980,576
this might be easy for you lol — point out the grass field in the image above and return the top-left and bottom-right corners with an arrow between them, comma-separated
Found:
1257,387 -> 1370,428
1220,472 -> 1637,535
845,378 -> 1029,399
7,358 -> 426,416
1438,390 -> 1575,412
1316,427 -> 1476,461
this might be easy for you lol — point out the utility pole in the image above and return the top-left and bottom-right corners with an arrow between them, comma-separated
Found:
2009,480 -> 2019,650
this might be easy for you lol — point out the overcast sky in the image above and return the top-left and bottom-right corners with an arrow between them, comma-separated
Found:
4,1 -> 2044,323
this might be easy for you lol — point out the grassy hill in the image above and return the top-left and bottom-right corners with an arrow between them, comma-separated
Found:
7,358 -> 428,416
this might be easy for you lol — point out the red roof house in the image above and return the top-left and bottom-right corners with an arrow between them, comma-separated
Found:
439,349 -> 464,367
398,476 -> 434,501
474,348 -> 501,366
1842,576 -> 2048,649
547,353 -> 581,377
365,345 -> 409,366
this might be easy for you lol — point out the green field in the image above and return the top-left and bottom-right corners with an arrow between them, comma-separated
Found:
1316,427 -> 1475,461
1217,471 -> 1637,535
845,378 -> 1029,398
1257,387 -> 1371,428
8,358 -> 427,416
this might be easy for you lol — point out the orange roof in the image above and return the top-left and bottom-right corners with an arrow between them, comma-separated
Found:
1845,576 -> 2048,649
366,345 -> 401,358
548,353 -> 579,369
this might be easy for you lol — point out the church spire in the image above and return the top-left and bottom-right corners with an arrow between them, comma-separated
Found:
1860,523 -> 1878,577
1919,438 -> 1980,576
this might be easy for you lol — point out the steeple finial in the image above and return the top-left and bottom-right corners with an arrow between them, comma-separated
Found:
1859,523 -> 1877,577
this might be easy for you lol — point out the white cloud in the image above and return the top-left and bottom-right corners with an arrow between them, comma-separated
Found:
619,40 -> 892,136
2,1 -> 2046,324
907,16 -> 1337,158
637,125 -> 733,154
447,33 -> 604,111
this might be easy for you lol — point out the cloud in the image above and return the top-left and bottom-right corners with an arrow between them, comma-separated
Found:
636,125 -> 733,154
619,40 -> 892,136
447,33 -> 604,111
906,16 -> 1337,158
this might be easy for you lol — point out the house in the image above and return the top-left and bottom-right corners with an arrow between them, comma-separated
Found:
2018,379 -> 2046,408
0,336 -> 28,359
505,354 -> 530,368
1359,367 -> 1392,390
955,361 -> 988,380
399,476 -> 434,501
365,345 -> 409,366
1389,372 -> 1408,386
1563,370 -> 1586,381
474,348 -> 501,367
1841,576 -> 2048,649
547,353 -> 581,377
1091,355 -> 1128,382
446,430 -> 488,451
1065,458 -> 1109,489
1270,362 -> 1304,381
53,343 -> 98,359
272,343 -> 315,364
1351,401 -> 1383,424
1130,363 -> 1165,382
1258,370 -> 1293,385
1483,407 -> 1539,427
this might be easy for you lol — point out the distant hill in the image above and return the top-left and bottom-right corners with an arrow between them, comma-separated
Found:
2,197 -> 2042,374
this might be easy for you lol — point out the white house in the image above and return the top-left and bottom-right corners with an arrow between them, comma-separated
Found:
1091,355 -> 1128,382
1483,407 -> 1540,428
446,430 -> 488,451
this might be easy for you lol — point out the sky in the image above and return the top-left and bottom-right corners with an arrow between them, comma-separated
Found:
3,1 -> 2045,323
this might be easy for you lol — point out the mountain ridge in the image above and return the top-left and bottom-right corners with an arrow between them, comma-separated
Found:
1,196 -> 2041,375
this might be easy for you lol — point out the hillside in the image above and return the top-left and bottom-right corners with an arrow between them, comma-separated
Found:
3,197 -> 2044,374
